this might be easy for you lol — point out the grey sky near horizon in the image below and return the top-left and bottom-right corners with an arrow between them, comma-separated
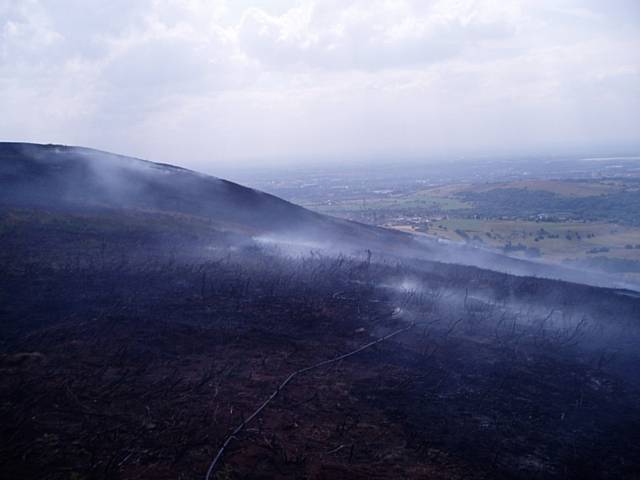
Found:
1,0 -> 639,172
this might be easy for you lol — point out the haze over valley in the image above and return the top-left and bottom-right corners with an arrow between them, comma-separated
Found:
232,154 -> 640,289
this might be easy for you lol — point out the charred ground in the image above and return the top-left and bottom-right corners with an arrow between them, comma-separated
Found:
1,144 -> 640,479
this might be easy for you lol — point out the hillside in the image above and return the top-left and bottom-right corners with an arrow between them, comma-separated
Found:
2,143 -> 635,291
0,143 -> 414,254
1,143 -> 640,479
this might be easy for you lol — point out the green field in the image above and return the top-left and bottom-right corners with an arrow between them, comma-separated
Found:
302,191 -> 471,213
415,219 -> 636,256
293,176 -> 640,283
398,218 -> 640,285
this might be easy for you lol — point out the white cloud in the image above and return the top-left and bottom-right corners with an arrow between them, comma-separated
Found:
0,0 -> 638,169
236,0 -> 517,71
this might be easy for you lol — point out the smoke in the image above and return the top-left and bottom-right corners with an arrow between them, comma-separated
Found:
375,263 -> 640,383
4,142 -> 640,376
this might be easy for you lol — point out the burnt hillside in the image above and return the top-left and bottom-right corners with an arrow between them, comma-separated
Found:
1,143 -> 640,479
0,143 -> 412,252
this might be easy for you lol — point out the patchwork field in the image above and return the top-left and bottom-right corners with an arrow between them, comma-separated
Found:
292,177 -> 640,285
407,219 -> 639,258
302,191 -> 471,214
425,179 -> 625,198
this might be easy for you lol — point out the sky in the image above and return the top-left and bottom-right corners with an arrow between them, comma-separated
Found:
1,0 -> 639,171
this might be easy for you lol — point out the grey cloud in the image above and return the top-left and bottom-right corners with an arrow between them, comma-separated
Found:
237,2 -> 515,71
0,0 -> 638,167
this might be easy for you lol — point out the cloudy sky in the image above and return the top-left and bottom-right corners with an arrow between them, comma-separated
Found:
1,0 -> 639,170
